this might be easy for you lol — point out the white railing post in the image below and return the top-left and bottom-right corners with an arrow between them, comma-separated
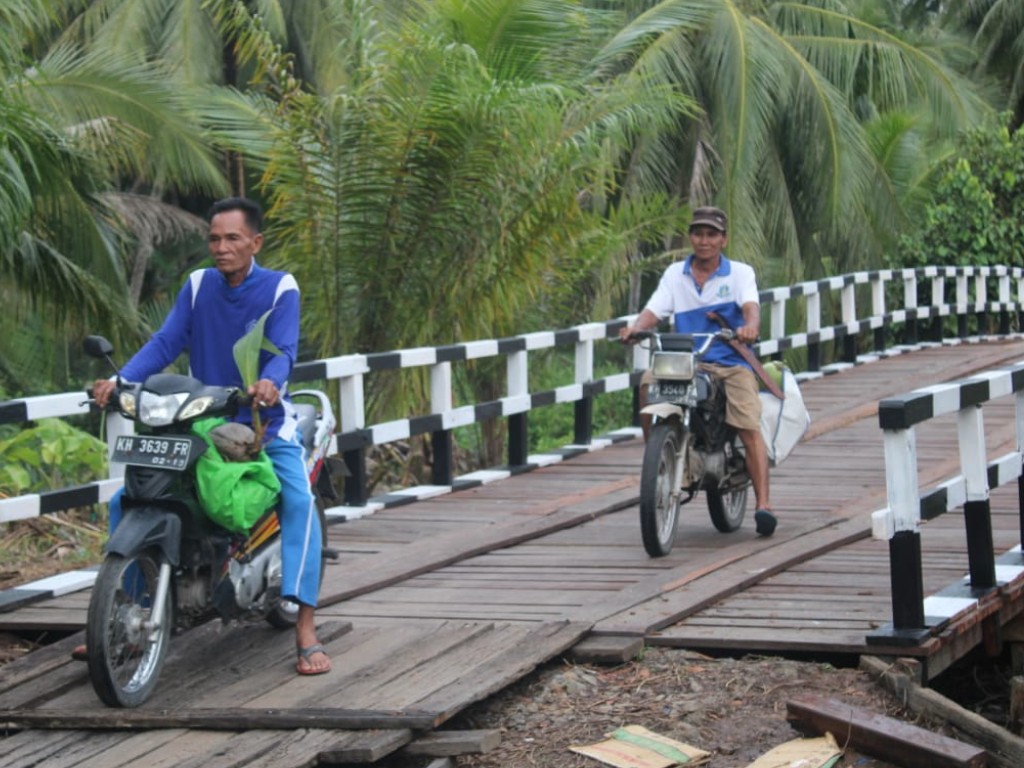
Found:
574,335 -> 595,444
770,296 -> 786,345
507,349 -> 530,465
430,361 -> 454,486
806,287 -> 821,371
959,403 -> 996,589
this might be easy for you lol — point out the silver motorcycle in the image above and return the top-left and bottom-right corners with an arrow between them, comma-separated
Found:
631,330 -> 751,557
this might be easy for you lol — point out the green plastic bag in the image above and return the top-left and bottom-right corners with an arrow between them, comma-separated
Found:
191,418 -> 281,533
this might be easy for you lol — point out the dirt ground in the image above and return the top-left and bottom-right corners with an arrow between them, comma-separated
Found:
349,645 -> 1001,768
444,648 -> 933,768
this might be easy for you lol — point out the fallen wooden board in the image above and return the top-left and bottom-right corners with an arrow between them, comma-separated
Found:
861,656 -> 1024,768
403,729 -> 502,756
566,634 -> 645,664
0,706 -> 439,731
786,693 -> 987,768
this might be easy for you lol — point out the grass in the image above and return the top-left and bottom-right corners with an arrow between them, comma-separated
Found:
0,507 -> 107,588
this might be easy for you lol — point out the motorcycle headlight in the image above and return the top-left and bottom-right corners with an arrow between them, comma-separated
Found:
137,391 -> 189,427
117,391 -> 137,418
651,351 -> 695,380
177,396 -> 215,421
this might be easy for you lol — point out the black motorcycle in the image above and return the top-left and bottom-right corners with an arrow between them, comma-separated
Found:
82,335 -> 338,706
629,330 -> 751,557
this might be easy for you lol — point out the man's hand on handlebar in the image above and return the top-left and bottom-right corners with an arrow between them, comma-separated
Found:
734,324 -> 758,345
92,378 -> 116,409
618,326 -> 653,345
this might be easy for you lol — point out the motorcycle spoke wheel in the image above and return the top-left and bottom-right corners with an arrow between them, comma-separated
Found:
707,486 -> 748,532
639,422 -> 682,557
86,551 -> 170,707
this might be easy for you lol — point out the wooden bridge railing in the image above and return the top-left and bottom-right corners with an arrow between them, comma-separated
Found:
868,360 -> 1024,646
1,264 -> 1021,523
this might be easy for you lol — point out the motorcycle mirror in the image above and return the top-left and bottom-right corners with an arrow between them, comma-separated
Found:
83,335 -> 122,383
83,335 -> 114,358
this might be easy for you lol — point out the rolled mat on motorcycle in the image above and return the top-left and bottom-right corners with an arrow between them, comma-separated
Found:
627,329 -> 809,557
80,335 -> 341,707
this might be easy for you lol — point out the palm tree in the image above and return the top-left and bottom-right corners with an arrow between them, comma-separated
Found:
591,0 -> 990,291
0,1 -> 227,393
953,0 -> 1024,128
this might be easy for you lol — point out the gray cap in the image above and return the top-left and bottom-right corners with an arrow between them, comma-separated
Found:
689,206 -> 727,232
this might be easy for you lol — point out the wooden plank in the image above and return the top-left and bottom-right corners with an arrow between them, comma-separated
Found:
316,729 -> 414,764
403,729 -> 502,756
861,656 -> 1024,768
787,694 -> 987,768
566,635 -> 645,664
408,621 -> 589,721
319,478 -> 640,606
1,707 -> 438,731
243,621 -> 497,710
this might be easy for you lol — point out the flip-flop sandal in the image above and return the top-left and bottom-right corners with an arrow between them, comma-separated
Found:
755,509 -> 777,537
296,643 -> 331,676
71,644 -> 88,662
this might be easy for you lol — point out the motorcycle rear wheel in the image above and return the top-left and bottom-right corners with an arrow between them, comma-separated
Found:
86,550 -> 171,707
639,422 -> 682,557
706,486 -> 748,532
265,492 -> 329,628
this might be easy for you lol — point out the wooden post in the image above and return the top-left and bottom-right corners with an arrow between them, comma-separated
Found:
841,281 -> 857,362
573,335 -> 594,445
1017,390 -> 1024,560
770,295 -> 786,362
903,270 -> 918,345
957,271 -> 969,338
876,425 -> 927,639
872,273 -> 887,353
1011,677 -> 1024,735
339,369 -> 369,506
959,404 -> 996,591
430,362 -> 453,486
806,289 -> 821,372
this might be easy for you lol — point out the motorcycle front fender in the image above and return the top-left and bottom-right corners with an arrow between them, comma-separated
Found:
105,508 -> 182,566
641,403 -> 685,422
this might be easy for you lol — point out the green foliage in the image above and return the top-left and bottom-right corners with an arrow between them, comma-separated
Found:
896,121 -> 1024,268
0,419 -> 107,496
232,309 -> 283,388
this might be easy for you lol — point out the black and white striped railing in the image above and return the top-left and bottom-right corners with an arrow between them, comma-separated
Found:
758,265 -> 1024,374
867,361 -> 1024,647
2,265 -> 1022,525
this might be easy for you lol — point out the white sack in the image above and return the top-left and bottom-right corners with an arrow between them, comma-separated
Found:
759,367 -> 810,466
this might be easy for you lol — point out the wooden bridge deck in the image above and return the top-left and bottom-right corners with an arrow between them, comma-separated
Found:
3,339 -> 1024,766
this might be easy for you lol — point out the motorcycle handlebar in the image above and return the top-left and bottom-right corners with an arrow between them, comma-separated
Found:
622,329 -> 735,351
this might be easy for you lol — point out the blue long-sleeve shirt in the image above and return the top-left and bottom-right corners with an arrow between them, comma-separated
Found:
120,263 -> 301,442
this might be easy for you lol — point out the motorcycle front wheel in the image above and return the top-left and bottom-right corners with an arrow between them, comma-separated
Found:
707,486 -> 748,532
86,550 -> 171,707
639,422 -> 683,557
265,493 -> 329,628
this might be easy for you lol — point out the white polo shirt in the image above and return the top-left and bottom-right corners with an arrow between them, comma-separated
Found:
644,254 -> 759,368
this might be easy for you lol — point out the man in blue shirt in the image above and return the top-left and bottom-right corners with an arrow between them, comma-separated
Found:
619,206 -> 775,536
89,197 -> 331,675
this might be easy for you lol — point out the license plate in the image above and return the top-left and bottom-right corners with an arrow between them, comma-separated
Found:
112,435 -> 193,470
649,381 -> 688,401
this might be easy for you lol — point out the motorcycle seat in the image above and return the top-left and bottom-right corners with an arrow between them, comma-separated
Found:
293,402 -> 318,454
